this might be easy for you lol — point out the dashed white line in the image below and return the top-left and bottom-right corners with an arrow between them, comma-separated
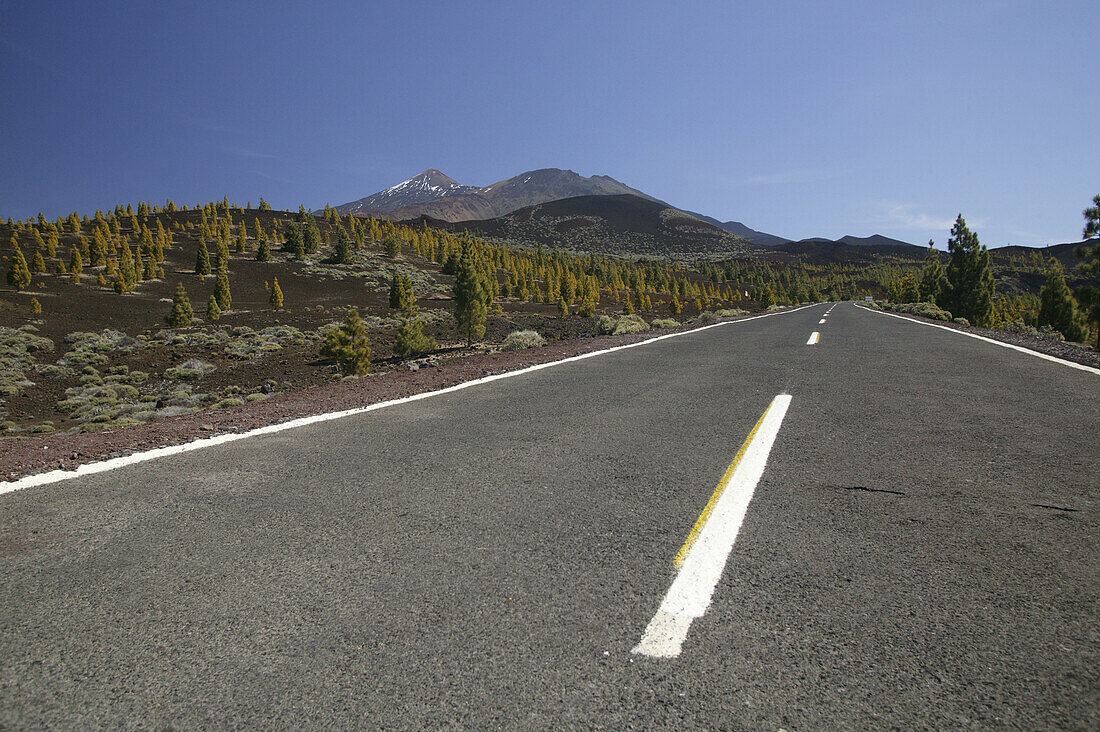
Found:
633,394 -> 793,658
818,319 -> 826,324
807,332 -> 820,345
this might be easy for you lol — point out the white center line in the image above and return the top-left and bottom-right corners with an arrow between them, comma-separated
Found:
633,394 -> 792,658
806,331 -> 820,345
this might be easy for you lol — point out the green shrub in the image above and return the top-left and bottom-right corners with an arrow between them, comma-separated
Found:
888,302 -> 953,321
321,309 -> 372,376
953,317 -> 971,327
1037,324 -> 1065,341
650,318 -> 678,329
501,330 -> 546,351
693,312 -> 721,325
393,317 -> 437,357
165,359 -> 216,380
597,315 -> 618,335
613,314 -> 648,335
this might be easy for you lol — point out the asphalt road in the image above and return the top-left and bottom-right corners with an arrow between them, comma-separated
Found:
1,303 -> 1097,729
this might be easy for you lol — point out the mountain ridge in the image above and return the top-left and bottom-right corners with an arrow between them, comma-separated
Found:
409,193 -> 761,260
332,168 -> 662,222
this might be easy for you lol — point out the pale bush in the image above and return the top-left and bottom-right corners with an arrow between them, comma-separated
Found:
501,330 -> 546,351
613,314 -> 648,335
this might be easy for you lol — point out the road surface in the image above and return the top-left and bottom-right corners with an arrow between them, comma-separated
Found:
1,303 -> 1097,728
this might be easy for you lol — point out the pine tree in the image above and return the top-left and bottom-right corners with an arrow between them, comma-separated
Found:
236,220 -> 248,253
942,215 -> 994,326
919,242 -> 947,304
116,238 -> 136,292
389,273 -> 416,312
285,223 -> 304,259
669,295 -> 683,315
155,219 -> 170,255
558,298 -> 569,317
622,292 -> 635,314
195,239 -> 211,276
756,280 -> 774,306
90,228 -> 108,266
270,277 -> 284,308
384,236 -> 401,258
258,196 -> 272,211
30,297 -> 41,314
31,249 -> 46,274
207,295 -> 221,321
166,282 -> 194,327
133,239 -> 144,280
453,243 -> 488,346
256,235 -> 270,262
6,240 -> 32,290
392,315 -> 437,357
1038,259 -> 1088,342
215,231 -> 230,272
320,308 -> 372,375
578,298 -> 595,317
303,221 -> 322,255
215,271 -> 231,311
331,227 -> 353,265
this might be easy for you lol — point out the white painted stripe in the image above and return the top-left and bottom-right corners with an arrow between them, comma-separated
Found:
819,318 -> 826,324
806,331 -> 820,345
1,305 -> 820,495
633,394 -> 792,658
859,305 -> 1100,376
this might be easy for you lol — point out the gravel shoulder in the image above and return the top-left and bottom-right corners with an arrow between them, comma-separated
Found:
0,318 -> 726,482
856,303 -> 1100,370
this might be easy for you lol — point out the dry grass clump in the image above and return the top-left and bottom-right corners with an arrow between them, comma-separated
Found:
501,330 -> 546,351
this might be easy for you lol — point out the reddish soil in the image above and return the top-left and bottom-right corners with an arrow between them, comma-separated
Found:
0,319 -> 714,482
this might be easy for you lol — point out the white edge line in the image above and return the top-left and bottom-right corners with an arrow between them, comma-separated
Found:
1,304 -> 823,495
858,305 -> 1100,376
633,393 -> 792,658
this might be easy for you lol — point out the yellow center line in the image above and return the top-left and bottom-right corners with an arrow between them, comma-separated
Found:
672,400 -> 774,567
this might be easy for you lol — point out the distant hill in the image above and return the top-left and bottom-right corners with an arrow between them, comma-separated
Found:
771,235 -> 928,264
838,234 -> 918,248
681,211 -> 791,247
412,194 -> 761,260
333,168 -> 661,222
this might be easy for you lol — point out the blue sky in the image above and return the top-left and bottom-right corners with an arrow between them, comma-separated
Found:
1,0 -> 1095,247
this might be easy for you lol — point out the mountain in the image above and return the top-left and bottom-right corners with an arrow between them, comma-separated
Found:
837,234 -> 918,248
680,210 -> 791,247
770,235 -> 928,264
414,194 -> 761,260
332,168 -> 662,222
330,169 -> 477,216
